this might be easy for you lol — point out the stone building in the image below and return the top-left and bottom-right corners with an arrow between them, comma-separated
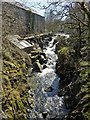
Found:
2,2 -> 45,35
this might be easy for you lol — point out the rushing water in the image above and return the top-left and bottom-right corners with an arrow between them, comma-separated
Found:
29,35 -> 68,119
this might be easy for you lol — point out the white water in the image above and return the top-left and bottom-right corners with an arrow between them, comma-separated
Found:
29,35 -> 69,119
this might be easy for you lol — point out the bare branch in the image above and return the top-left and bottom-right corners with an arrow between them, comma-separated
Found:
69,13 -> 88,27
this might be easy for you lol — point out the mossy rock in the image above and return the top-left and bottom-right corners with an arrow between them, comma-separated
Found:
2,37 -> 34,120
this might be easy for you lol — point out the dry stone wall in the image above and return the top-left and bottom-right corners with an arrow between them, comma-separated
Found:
2,2 -> 45,35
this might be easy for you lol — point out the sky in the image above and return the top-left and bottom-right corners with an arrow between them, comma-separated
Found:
16,0 -> 48,16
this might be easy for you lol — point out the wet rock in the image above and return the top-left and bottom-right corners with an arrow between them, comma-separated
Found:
32,61 -> 42,72
64,95 -> 77,109
43,64 -> 47,69
31,55 -> 38,64
39,41 -> 43,49
58,88 -> 66,97
53,39 -> 57,45
31,51 -> 39,56
44,36 -> 52,42
31,52 -> 47,65
42,112 -> 48,119
49,36 -> 52,41
40,52 -> 47,58
38,55 -> 47,65
44,86 -> 53,92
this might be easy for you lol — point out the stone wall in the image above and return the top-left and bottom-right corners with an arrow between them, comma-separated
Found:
2,2 -> 45,35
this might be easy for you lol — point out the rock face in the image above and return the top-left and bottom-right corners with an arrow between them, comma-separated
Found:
56,35 -> 90,120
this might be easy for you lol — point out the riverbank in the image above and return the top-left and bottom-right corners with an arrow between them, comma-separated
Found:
2,36 -> 35,120
55,35 -> 90,119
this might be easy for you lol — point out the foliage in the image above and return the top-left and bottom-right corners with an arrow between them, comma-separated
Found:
58,47 -> 70,56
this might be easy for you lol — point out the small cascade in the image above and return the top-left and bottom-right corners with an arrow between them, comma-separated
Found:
29,34 -> 68,119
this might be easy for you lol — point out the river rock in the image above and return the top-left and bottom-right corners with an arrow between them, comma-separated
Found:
44,36 -> 52,41
32,61 -> 42,72
38,41 -> 43,49
38,55 -> 47,65
43,64 -> 47,69
42,112 -> 48,119
31,55 -> 38,64
53,39 -> 57,45
40,52 -> 47,58
44,86 -> 53,92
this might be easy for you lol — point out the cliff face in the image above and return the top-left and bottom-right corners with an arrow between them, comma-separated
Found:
55,35 -> 90,120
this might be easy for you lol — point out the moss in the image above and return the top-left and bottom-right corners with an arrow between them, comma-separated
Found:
56,35 -> 66,41
58,47 -> 70,56
79,59 -> 89,67
56,35 -> 90,120
2,37 -> 34,119
3,49 -> 12,61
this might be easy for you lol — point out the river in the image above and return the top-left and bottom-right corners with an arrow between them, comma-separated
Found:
29,34 -> 69,119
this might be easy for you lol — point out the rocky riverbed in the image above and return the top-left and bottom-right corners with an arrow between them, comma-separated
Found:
29,35 -> 68,119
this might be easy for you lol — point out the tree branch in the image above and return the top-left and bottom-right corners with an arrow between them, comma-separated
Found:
69,13 -> 88,27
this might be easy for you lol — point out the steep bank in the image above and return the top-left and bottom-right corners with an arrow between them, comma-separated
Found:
2,36 -> 35,120
55,35 -> 90,119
